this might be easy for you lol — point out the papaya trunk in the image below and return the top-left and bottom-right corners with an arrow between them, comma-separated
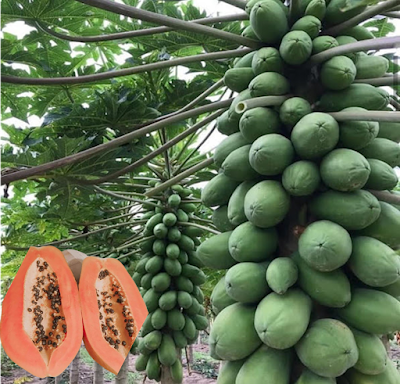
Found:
161,366 -> 175,384
115,356 -> 129,384
69,350 -> 81,384
93,362 -> 104,384
186,344 -> 194,365
54,375 -> 62,384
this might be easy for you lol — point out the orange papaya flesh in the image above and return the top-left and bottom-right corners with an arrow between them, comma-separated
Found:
0,246 -> 83,378
79,257 -> 148,374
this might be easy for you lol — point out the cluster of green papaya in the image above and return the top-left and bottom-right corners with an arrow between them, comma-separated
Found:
132,182 -> 208,382
200,0 -> 400,383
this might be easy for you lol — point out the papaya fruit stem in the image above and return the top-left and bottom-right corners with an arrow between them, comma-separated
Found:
368,190 -> 400,206
219,0 -> 246,10
382,11 -> 400,18
323,0 -> 400,36
177,221 -> 221,235
329,110 -> 400,123
235,95 -> 291,114
310,36 -> 400,64
354,74 -> 400,86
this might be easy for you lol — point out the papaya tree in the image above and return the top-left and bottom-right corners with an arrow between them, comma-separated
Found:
2,0 -> 400,383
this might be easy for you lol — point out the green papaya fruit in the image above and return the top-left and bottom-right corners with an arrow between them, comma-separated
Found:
151,308 -> 167,330
242,25 -> 259,40
138,337 -> 152,355
336,288 -> 400,334
320,148 -> 370,192
292,251 -> 351,307
217,360 -> 245,384
228,221 -> 278,262
245,0 -> 289,16
250,0 -> 289,44
251,47 -> 284,75
359,138 -> 400,167
233,51 -> 257,68
255,289 -> 312,349
225,262 -> 270,303
279,97 -> 312,128
325,0 -> 367,26
183,315 -> 197,340
201,173 -> 240,208
168,194 -> 181,208
152,239 -> 166,256
351,327 -> 387,375
167,226 -> 181,242
141,273 -> 153,290
249,134 -> 294,175
177,250 -> 188,265
248,72 -> 290,98
345,360 -> 400,384
166,243 -> 180,260
320,55 -> 356,90
299,220 -> 352,271
140,315 -> 155,337
222,145 -> 260,181
143,330 -> 162,351
335,35 -> 358,61
216,110 -> 240,136
355,55 -> 389,79
209,303 -> 262,361
182,264 -> 206,285
365,158 -> 398,190
136,256 -> 152,274
211,276 -> 237,315
236,345 -> 292,384
212,205 -> 235,232
377,121 -> 400,142
176,209 -> 189,223
175,275 -> 194,293
239,107 -> 280,142
167,308 -> 186,331
224,67 -> 255,93
164,258 -> 182,277
319,84 -> 390,111
266,257 -> 298,294
280,30 -> 312,65
172,330 -> 188,349
132,272 -> 143,286
282,160 -> 321,196
291,15 -> 321,38
151,272 -> 171,292
146,352 -> 161,381
135,353 -> 150,372
227,181 -> 258,227
348,236 -> 400,287
305,0 -> 326,20
143,289 -> 162,313
196,231 -> 237,269
342,25 -> 375,41
170,359 -> 183,384
295,369 -> 336,384
191,314 -> 208,330
296,319 -> 359,378
358,202 -> 400,249
177,291 -> 193,309
291,112 -> 339,159
214,132 -> 249,167
145,213 -> 163,233
312,36 -> 339,54
228,89 -> 252,124
310,189 -> 381,230
244,180 -> 290,228
380,278 -> 400,301
158,291 -> 177,311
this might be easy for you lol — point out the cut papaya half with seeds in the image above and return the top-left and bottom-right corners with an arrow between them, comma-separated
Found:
0,246 -> 82,378
79,257 -> 148,374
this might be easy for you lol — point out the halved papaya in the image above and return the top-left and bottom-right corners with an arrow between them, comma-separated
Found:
0,246 -> 82,378
79,256 -> 148,374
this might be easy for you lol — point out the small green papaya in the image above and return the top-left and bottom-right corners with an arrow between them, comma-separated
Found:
365,158 -> 398,190
248,72 -> 290,98
312,36 -> 339,54
222,145 -> 260,181
224,67 -> 255,93
342,25 -> 375,41
201,173 -> 240,208
280,31 -> 312,65
212,205 -> 235,232
266,257 -> 298,295
305,0 -> 326,20
214,132 -> 249,167
251,47 -> 284,75
359,137 -> 400,167
233,51 -> 257,68
239,107 -> 280,142
282,160 -> 320,196
279,97 -> 312,128
355,55 -> 389,79
291,15 -> 321,39
228,181 -> 258,227
320,55 -> 356,90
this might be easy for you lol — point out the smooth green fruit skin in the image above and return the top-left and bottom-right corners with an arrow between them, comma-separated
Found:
135,353 -> 150,372
151,272 -> 171,292
244,180 -> 290,228
266,257 -> 298,294
202,173 -> 240,208
229,221 -> 278,262
170,359 -> 183,384
251,47 -> 283,75
146,352 -> 161,381
312,36 -> 339,54
236,345 -> 292,384
336,35 -> 358,61
152,240 -> 166,256
351,327 -> 387,375
225,262 -> 270,303
209,303 -> 261,361
348,236 -> 400,287
359,138 -> 400,167
233,51 -> 257,68
295,319 -> 359,378
248,72 -> 290,98
282,160 -> 320,196
214,132 -> 249,167
212,205 -> 235,232
292,251 -> 351,308
320,149 -> 370,192
291,112 -> 339,160
143,330 -> 162,350
246,0 -> 289,16
355,55 -> 389,79
158,334 -> 178,366
249,134 -> 294,176
166,243 -> 180,259
325,0 -> 367,26
358,201 -> 400,249
380,279 -> 400,301
291,15 -> 321,39
159,291 -> 177,311
280,30 -> 312,65
175,275 -> 194,293
163,212 -> 177,227
211,276 -> 237,315
151,308 -> 167,330
196,231 -> 236,270
217,360 -> 245,384
378,121 -> 400,142
255,289 -> 312,349
143,289 -> 162,313
342,26 -> 375,41
164,258 -> 182,277
222,145 -> 259,181
279,97 -> 312,128
172,331 -> 188,349
339,107 -> 379,150
295,369 -> 336,384
320,55 -> 356,91
336,288 -> 400,334
168,193 -> 181,208
299,220 -> 352,272
242,25 -> 259,40
310,189 -> 381,230
250,0 -> 289,44
345,360 -> 400,384
305,0 -> 326,20
239,107 -> 280,142
228,181 -> 257,227
167,227 -> 182,242
216,110 -> 240,136
319,84 -> 389,112
224,67 -> 255,93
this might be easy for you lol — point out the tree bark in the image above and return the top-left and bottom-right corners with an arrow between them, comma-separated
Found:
54,375 -> 62,384
115,357 -> 129,384
186,345 -> 194,365
93,362 -> 104,384
69,350 -> 81,384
